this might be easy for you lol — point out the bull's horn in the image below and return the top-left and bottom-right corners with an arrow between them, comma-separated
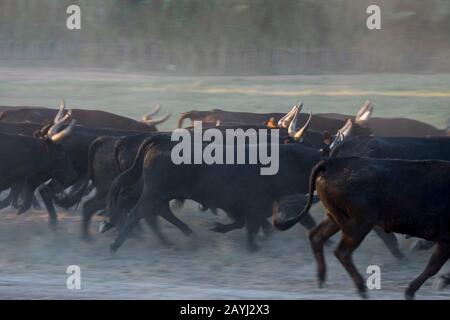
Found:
355,100 -> 371,121
294,111 -> 312,141
278,103 -> 300,128
54,100 -> 66,123
357,103 -> 374,122
50,119 -> 77,142
143,113 -> 171,126
341,118 -> 353,136
142,104 -> 162,121
287,107 -> 300,136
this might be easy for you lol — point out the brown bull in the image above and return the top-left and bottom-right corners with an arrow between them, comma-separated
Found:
274,157 -> 450,299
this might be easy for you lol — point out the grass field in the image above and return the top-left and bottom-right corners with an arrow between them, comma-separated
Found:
0,67 -> 449,130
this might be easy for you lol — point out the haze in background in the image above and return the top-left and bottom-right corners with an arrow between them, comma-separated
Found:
0,0 -> 449,74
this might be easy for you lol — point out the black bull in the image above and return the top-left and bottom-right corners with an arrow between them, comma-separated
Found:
64,125 -> 317,238
61,130 -> 315,239
177,109 -> 447,137
0,122 -> 155,219
106,135 -> 403,254
0,132 -> 78,224
274,157 -> 450,300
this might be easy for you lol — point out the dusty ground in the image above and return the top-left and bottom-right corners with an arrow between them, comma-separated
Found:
0,201 -> 448,300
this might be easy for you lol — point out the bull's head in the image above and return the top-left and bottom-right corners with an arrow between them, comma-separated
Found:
328,101 -> 374,150
141,104 -> 171,126
39,100 -> 78,186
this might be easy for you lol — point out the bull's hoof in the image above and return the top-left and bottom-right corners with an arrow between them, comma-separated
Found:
99,221 -> 112,233
110,241 -> 121,253
410,240 -> 434,252
404,288 -> 415,300
358,290 -> 368,300
210,223 -> 228,233
317,273 -> 326,288
17,207 -> 27,215
439,275 -> 450,289
182,228 -> 194,237
393,250 -> 406,261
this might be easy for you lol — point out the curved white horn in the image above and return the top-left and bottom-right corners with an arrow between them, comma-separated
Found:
278,104 -> 298,128
287,107 -> 300,136
294,111 -> 312,141
355,100 -> 371,121
50,119 -> 77,142
143,113 -> 171,126
357,103 -> 374,122
142,104 -> 162,121
54,100 -> 66,123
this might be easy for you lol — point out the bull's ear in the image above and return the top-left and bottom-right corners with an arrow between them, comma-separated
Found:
36,123 -> 53,138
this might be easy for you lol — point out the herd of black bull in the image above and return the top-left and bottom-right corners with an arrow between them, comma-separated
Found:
0,101 -> 449,299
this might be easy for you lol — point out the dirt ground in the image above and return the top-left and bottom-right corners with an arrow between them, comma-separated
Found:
0,200 -> 448,300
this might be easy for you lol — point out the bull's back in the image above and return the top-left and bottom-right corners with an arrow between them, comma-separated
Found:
318,157 -> 450,240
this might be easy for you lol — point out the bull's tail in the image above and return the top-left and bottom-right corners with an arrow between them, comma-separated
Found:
273,160 -> 327,231
106,136 -> 158,223
54,137 -> 105,208
113,137 -> 125,172
177,112 -> 192,128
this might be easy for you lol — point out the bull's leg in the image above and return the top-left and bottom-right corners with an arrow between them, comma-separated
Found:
372,227 -> 405,260
17,180 -> 40,215
110,212 -> 142,252
308,216 -> 340,287
405,242 -> 450,300
210,221 -> 245,233
245,211 -> 261,252
0,188 -> 15,210
334,226 -> 372,299
261,218 -> 273,236
11,182 -> 23,209
157,203 -> 193,236
38,184 -> 59,227
143,214 -> 173,247
81,194 -> 106,240
32,195 -> 41,210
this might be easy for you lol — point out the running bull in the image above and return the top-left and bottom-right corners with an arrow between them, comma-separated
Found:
273,157 -> 450,299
